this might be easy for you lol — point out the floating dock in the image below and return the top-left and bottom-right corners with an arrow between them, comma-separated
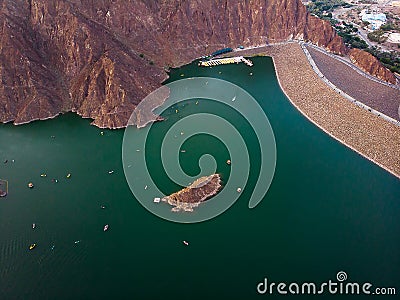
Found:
199,56 -> 253,67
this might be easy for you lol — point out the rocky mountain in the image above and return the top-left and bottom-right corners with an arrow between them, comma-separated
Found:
0,0 -> 395,128
349,48 -> 396,84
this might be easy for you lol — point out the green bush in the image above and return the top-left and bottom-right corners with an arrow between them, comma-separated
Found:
367,30 -> 386,43
380,23 -> 394,31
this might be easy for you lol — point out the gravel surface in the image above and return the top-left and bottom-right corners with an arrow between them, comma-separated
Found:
261,43 -> 400,179
306,46 -> 400,121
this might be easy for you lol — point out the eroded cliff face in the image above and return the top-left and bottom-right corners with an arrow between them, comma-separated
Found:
0,0 -> 395,128
349,48 -> 396,84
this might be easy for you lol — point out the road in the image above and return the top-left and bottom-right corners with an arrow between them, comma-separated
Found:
356,28 -> 373,47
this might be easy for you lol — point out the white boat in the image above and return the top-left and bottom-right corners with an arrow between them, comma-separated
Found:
103,224 -> 109,231
32,223 -> 36,229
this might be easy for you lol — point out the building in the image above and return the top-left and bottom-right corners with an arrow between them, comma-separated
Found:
211,48 -> 233,57
360,10 -> 387,30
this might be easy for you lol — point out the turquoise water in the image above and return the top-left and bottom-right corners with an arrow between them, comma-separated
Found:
0,57 -> 399,299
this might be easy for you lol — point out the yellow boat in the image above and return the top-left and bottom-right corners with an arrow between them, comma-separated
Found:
29,244 -> 36,250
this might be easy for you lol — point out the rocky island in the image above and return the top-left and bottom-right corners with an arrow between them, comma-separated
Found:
162,174 -> 222,212
0,0 -> 396,129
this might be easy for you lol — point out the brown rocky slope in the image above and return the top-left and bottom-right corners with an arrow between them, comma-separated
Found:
0,0 -> 396,128
349,48 -> 396,84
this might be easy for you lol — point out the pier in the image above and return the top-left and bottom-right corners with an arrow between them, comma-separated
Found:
199,56 -> 253,67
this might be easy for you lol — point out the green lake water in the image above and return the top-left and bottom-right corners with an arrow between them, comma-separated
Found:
0,57 -> 399,299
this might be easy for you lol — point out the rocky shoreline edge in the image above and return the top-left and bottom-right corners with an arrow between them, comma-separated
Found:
161,174 -> 222,212
3,40 -> 399,179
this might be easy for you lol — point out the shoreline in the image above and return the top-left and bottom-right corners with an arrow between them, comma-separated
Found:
273,58 -> 400,180
262,43 -> 400,179
2,42 -> 399,179
162,174 -> 222,212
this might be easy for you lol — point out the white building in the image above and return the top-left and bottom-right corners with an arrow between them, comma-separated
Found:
360,10 -> 387,30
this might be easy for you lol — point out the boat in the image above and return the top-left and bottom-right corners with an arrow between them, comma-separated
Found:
32,223 -> 36,229
108,170 -> 114,174
74,240 -> 80,244
40,174 -> 47,177
50,245 -> 55,250
29,244 -> 36,250
28,182 -> 34,188
103,224 -> 109,231
66,173 -> 71,178
183,240 -> 189,246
